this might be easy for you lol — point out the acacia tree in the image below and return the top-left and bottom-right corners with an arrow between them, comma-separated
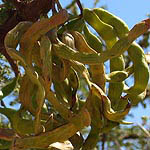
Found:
0,0 -> 150,149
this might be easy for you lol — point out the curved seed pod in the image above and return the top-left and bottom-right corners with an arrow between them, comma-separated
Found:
127,90 -> 147,106
83,8 -> 125,102
4,21 -> 32,50
93,8 -> 129,38
52,55 -> 70,82
12,110 -> 90,149
58,17 -> 85,34
32,41 -> 42,68
70,31 -> 105,90
86,8 -> 125,108
99,19 -> 150,61
85,88 -> 103,129
93,8 -> 149,100
4,46 -> 45,134
83,25 -> 103,53
68,68 -> 80,109
124,42 -> 149,95
91,83 -> 131,123
40,35 -> 52,87
19,75 -> 48,120
53,41 -> 106,64
70,60 -> 91,88
82,125 -> 100,150
106,70 -> 128,83
53,79 -> 72,107
70,31 -> 97,53
83,8 -> 117,46
20,9 -> 69,65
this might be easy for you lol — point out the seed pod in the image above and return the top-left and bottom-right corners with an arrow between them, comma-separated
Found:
127,90 -> 147,106
53,42 -> 105,64
124,42 -> 149,95
53,79 -> 72,107
93,8 -> 129,38
52,55 -> 70,82
20,9 -> 69,65
70,31 -> 97,53
87,8 -> 126,108
82,125 -> 100,150
91,83 -> 131,123
4,21 -> 32,50
83,25 -> 103,53
71,31 -> 106,91
106,70 -> 128,83
40,35 -> 52,87
83,8 -> 117,46
32,42 -> 42,68
58,17 -> 85,34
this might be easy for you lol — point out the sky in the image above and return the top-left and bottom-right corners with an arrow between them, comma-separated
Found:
0,0 -> 150,124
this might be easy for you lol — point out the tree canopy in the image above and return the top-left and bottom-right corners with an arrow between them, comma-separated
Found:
0,0 -> 150,149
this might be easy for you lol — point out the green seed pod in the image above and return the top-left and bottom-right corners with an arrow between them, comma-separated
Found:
82,125 -> 100,150
53,79 -> 72,107
83,25 -> 103,53
83,8 -> 117,46
124,42 -> 149,95
106,70 -> 128,83
40,35 -> 52,87
70,31 -> 97,53
58,17 -> 85,34
127,90 -> 147,106
93,8 -> 129,38
88,8 -> 126,109
92,83 -> 131,123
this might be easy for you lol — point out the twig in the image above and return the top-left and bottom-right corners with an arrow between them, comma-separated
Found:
102,133 -> 106,150
0,128 -> 15,141
76,0 -> 83,16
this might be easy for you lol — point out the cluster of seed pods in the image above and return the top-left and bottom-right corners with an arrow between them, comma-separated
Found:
1,7 -> 149,149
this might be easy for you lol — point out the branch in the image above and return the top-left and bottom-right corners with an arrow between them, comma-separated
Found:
121,134 -> 149,140
76,0 -> 83,16
0,128 -> 15,141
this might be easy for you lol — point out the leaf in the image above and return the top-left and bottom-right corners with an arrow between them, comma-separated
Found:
0,76 -> 19,100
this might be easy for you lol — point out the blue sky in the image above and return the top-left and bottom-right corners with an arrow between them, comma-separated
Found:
0,0 -> 150,124
62,0 -> 150,28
